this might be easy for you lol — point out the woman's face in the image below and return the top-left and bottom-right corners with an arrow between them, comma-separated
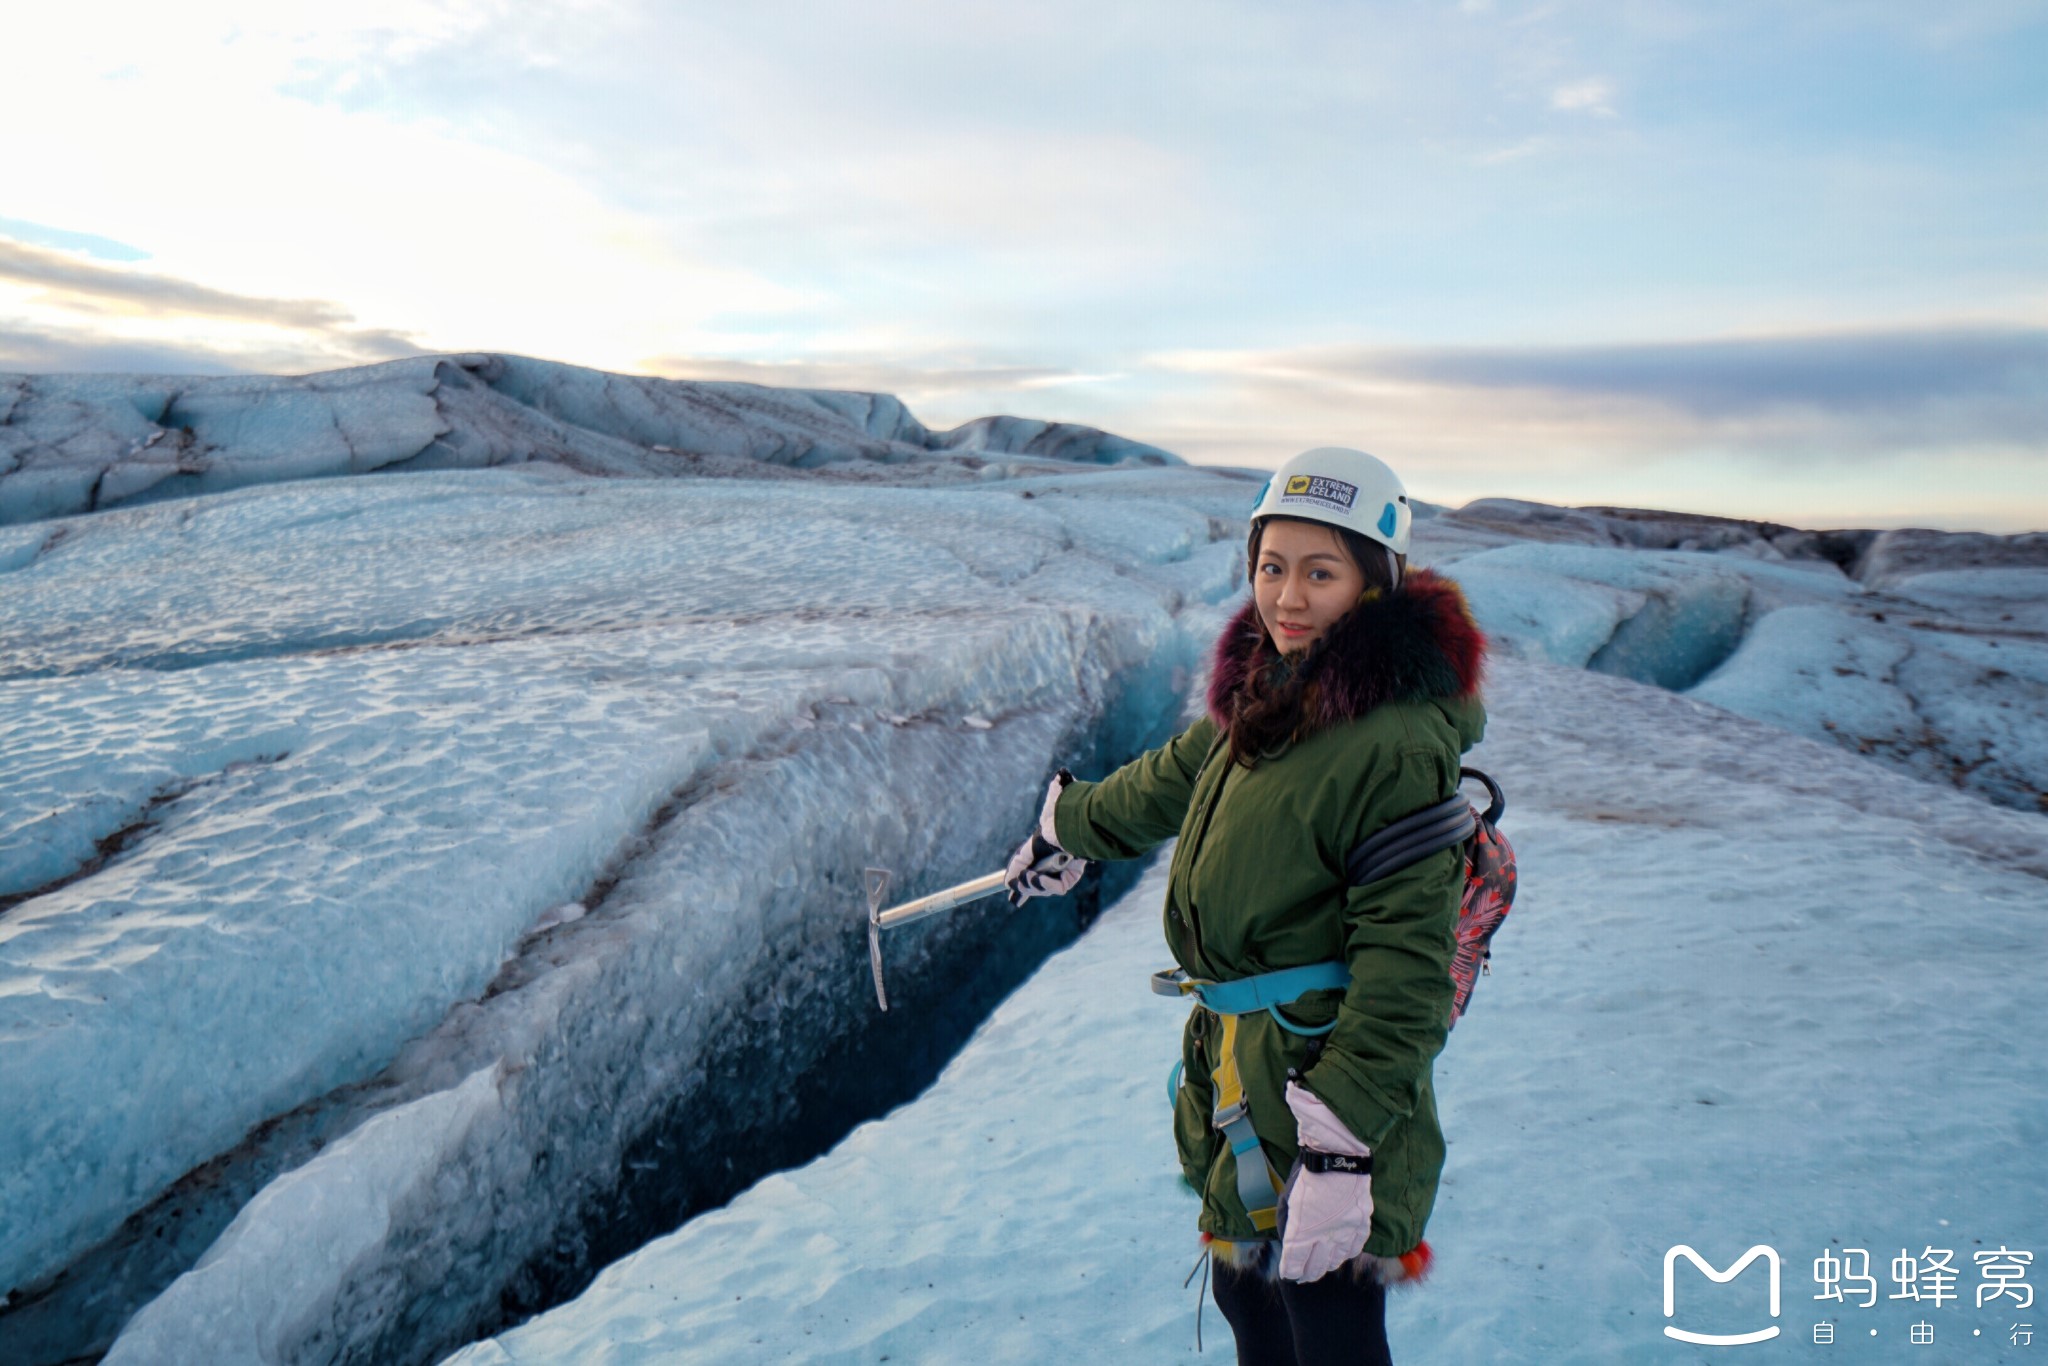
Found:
1254,519 -> 1367,655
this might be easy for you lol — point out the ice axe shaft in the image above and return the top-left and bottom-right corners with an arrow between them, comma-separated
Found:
875,871 -> 1008,930
865,868 -> 1009,1011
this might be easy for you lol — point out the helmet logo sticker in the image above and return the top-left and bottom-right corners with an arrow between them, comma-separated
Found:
1277,474 -> 1358,511
1251,477 -> 1272,512
1378,502 -> 1399,538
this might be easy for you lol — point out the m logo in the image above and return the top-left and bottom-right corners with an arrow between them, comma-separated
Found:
1663,1245 -> 1782,1346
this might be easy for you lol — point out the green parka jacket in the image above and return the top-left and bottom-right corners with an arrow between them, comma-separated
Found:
1052,571 -> 1487,1255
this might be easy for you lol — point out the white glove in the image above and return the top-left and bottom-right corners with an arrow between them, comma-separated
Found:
1278,1080 -> 1375,1283
1004,770 -> 1087,906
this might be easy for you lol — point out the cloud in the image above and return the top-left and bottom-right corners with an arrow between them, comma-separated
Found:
1152,324 -> 2046,442
0,318 -> 424,377
1550,78 -> 1617,115
0,10 -> 813,376
1334,326 -> 2048,426
633,350 -> 1140,436
1132,323 -> 2048,524
0,326 -> 249,376
0,238 -> 359,330
647,355 -> 1058,393
0,217 -> 151,263
1381,326 -> 2045,416
643,353 -> 1116,401
0,235 -> 431,376
1477,136 -> 1554,164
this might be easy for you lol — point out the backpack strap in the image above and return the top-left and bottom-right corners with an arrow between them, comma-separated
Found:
1345,767 -> 1500,886
1465,767 -> 1506,824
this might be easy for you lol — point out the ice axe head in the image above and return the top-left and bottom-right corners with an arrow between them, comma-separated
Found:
864,867 -> 893,1011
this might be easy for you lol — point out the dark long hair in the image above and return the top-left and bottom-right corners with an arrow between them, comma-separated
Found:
1223,516 -> 1404,769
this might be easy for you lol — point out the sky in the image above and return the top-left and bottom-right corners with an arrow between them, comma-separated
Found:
1,0 -> 2043,530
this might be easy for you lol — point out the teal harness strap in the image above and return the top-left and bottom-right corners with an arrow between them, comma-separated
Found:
1151,961 -> 1348,1034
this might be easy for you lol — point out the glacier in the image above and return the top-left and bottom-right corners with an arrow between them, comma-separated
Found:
0,408 -> 1248,1362
2,353 -> 2042,1363
444,655 -> 2048,1364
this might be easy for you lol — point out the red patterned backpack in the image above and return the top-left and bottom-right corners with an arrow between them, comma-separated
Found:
1345,768 -> 1517,1027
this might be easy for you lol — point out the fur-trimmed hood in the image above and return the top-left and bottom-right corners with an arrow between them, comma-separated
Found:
1205,568 -> 1486,733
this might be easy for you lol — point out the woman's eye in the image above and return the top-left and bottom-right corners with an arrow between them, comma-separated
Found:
1309,569 -> 1331,581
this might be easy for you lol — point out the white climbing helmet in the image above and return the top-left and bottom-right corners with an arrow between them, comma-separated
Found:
1248,446 -> 1412,557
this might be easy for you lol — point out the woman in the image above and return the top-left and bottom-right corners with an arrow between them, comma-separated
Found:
1006,447 -> 1486,1366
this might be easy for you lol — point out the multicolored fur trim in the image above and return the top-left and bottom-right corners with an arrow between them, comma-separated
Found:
1203,1234 -> 1435,1287
1204,569 -> 1485,734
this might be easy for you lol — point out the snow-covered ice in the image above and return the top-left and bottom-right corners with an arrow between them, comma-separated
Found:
0,459 -> 1250,1362
112,1067 -> 504,1364
1430,527 -> 2048,813
447,656 -> 2048,1365
3,352 -> 2042,1363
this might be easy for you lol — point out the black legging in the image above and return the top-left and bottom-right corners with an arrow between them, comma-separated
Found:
1211,1257 -> 1394,1366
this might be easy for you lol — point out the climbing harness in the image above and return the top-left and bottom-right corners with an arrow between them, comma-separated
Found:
1151,960 -> 1352,1234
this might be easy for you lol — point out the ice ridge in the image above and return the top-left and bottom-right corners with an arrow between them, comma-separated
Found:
0,352 -> 1180,526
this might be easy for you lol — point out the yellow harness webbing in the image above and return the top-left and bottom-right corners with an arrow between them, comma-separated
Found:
1210,1010 -> 1281,1233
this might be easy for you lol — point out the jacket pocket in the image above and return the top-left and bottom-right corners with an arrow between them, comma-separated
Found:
1173,1011 -> 1220,1193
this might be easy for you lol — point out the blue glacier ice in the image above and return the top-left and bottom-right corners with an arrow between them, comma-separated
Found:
0,444 -> 1246,1362
1435,514 -> 2047,812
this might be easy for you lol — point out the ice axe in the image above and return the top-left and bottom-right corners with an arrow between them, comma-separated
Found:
864,866 -> 1009,1011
